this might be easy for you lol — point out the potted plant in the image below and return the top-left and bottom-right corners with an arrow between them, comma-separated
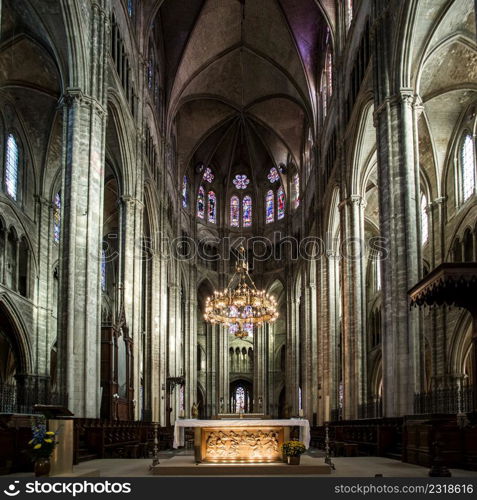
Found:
29,420 -> 58,477
282,440 -> 306,465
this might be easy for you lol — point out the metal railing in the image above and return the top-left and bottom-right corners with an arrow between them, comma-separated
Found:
414,384 -> 473,415
0,382 -> 67,414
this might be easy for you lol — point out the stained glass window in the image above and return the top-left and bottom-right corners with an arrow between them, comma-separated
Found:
101,248 -> 107,292
346,0 -> 353,30
376,259 -> 382,291
299,387 -> 303,410
147,59 -> 153,89
461,133 -> 475,202
182,176 -> 188,208
230,195 -> 240,227
243,195 -> 252,227
203,167 -> 214,183
268,167 -> 279,183
127,0 -> 134,17
233,174 -> 249,190
235,385 -> 245,413
208,191 -> 216,223
53,192 -> 61,244
292,174 -> 300,209
179,384 -> 185,412
277,186 -> 285,220
421,193 -> 429,245
266,190 -> 274,224
5,134 -> 19,200
197,186 -> 205,219
244,323 -> 253,336
242,304 -> 253,320
228,305 -> 239,318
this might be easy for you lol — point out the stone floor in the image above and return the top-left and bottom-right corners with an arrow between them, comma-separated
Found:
8,449 -> 477,478
65,449 -> 477,477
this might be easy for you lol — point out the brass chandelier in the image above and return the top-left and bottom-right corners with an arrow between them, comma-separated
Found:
204,247 -> 279,339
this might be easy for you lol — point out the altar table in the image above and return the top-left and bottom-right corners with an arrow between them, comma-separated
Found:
173,419 -> 310,462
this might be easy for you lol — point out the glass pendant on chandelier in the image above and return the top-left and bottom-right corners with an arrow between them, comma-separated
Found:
204,246 -> 279,339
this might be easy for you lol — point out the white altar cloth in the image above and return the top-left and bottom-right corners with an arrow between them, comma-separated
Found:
173,418 -> 310,449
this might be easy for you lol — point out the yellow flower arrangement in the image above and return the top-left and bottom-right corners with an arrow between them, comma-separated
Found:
282,440 -> 306,457
29,420 -> 58,459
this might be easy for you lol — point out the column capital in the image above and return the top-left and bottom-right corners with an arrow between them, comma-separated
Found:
373,89 -> 419,124
60,88 -> 107,117
119,195 -> 144,211
339,194 -> 367,211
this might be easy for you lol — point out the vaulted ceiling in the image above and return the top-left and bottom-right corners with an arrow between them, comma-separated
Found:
151,0 -> 331,185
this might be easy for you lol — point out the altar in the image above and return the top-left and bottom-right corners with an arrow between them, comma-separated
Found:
173,419 -> 310,463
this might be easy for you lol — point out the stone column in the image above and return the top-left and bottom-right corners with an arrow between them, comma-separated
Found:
286,294 -> 300,416
56,0 -> 109,419
205,324 -> 217,417
253,325 -> 267,413
373,75 -> 422,419
217,325 -> 229,415
119,196 -> 143,419
1,227 -> 7,283
57,91 -> 107,417
339,195 -> 367,419
184,291 -> 198,417
34,197 -> 55,384
167,281 -> 181,423
305,279 -> 318,423
266,322 -> 276,416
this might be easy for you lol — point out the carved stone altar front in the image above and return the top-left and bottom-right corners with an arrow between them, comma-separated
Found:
198,427 -> 285,463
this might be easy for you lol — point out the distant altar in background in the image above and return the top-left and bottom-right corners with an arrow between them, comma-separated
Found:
215,413 -> 270,419
173,418 -> 310,464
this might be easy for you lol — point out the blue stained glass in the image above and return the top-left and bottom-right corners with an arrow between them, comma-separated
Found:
101,249 -> 107,292
54,192 -> 61,243
292,174 -> 300,209
266,190 -> 274,224
197,186 -> 205,219
277,187 -> 285,220
148,60 -> 153,89
462,133 -> 475,202
230,195 -> 240,227
5,134 -> 19,200
235,385 -> 245,413
182,176 -> 188,208
203,167 -> 214,183
208,191 -> 217,223
243,195 -> 252,227
268,167 -> 279,183
127,0 -> 134,17
233,174 -> 249,190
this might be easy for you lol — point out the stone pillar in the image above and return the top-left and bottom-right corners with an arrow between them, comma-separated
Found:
305,279 -> 318,423
339,195 -> 367,419
266,322 -> 276,416
217,325 -> 229,415
57,0 -> 109,419
205,324 -> 217,417
254,325 -> 267,413
286,294 -> 300,416
119,196 -> 143,419
1,227 -> 7,283
373,73 -> 422,419
184,292 -> 198,418
35,197 -> 55,383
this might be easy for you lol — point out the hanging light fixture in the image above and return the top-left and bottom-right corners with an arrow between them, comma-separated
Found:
204,246 -> 279,338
